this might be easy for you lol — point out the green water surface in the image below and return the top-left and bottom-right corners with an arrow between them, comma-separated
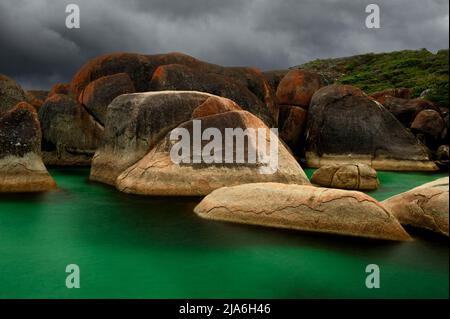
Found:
0,168 -> 448,298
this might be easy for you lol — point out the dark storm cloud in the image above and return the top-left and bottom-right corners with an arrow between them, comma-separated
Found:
0,0 -> 448,89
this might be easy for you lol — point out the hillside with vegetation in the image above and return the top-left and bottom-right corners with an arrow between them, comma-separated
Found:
295,49 -> 449,107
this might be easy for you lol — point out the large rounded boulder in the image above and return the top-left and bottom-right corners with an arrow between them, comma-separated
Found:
304,85 -> 437,171
379,96 -> 439,127
149,64 -> 275,126
116,110 -> 309,196
71,52 -> 153,99
38,94 -> 104,166
411,109 -> 445,139
71,52 -> 277,126
0,102 -> 56,192
194,183 -> 411,241
276,69 -> 323,108
90,91 -> 221,185
278,105 -> 307,151
80,73 -> 135,125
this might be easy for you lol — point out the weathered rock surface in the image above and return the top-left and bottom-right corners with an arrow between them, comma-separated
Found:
371,88 -> 412,104
71,52 -> 277,126
194,183 -> 411,241
436,145 -> 449,161
90,91 -> 219,185
278,105 -> 307,150
305,85 -> 437,171
49,83 -> 71,97
149,64 -> 275,126
217,66 -> 277,123
380,97 -> 439,126
80,73 -> 135,125
26,90 -> 49,111
0,74 -> 27,115
116,110 -> 310,196
383,177 -> 449,236
0,102 -> 56,192
411,109 -> 445,139
263,69 -> 289,93
311,164 -> 379,190
191,96 -> 242,119
38,94 -> 104,166
71,53 -> 153,99
276,69 -> 323,108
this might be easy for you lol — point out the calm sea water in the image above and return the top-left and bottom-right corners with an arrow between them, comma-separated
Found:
0,168 -> 448,298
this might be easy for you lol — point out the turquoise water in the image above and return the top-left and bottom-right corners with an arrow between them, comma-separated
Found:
0,168 -> 448,298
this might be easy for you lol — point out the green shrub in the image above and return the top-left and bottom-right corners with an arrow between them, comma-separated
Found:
295,49 -> 449,107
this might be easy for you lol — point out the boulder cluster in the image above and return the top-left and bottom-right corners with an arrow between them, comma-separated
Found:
1,51 -> 448,240
370,88 -> 449,168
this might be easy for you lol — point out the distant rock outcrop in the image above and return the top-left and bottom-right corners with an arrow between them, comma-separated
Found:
49,83 -> 71,97
0,74 -> 27,115
26,90 -> 49,111
376,96 -> 439,127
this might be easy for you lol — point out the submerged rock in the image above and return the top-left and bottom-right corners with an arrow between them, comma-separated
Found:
0,74 -> 27,115
194,183 -> 411,241
311,164 -> 379,190
304,85 -> 437,171
116,110 -> 310,196
38,94 -> 104,166
0,102 -> 56,192
383,177 -> 449,236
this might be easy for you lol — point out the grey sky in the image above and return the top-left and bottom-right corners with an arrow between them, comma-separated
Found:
0,0 -> 448,89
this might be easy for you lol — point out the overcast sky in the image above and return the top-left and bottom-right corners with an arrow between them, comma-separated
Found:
0,0 -> 448,89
